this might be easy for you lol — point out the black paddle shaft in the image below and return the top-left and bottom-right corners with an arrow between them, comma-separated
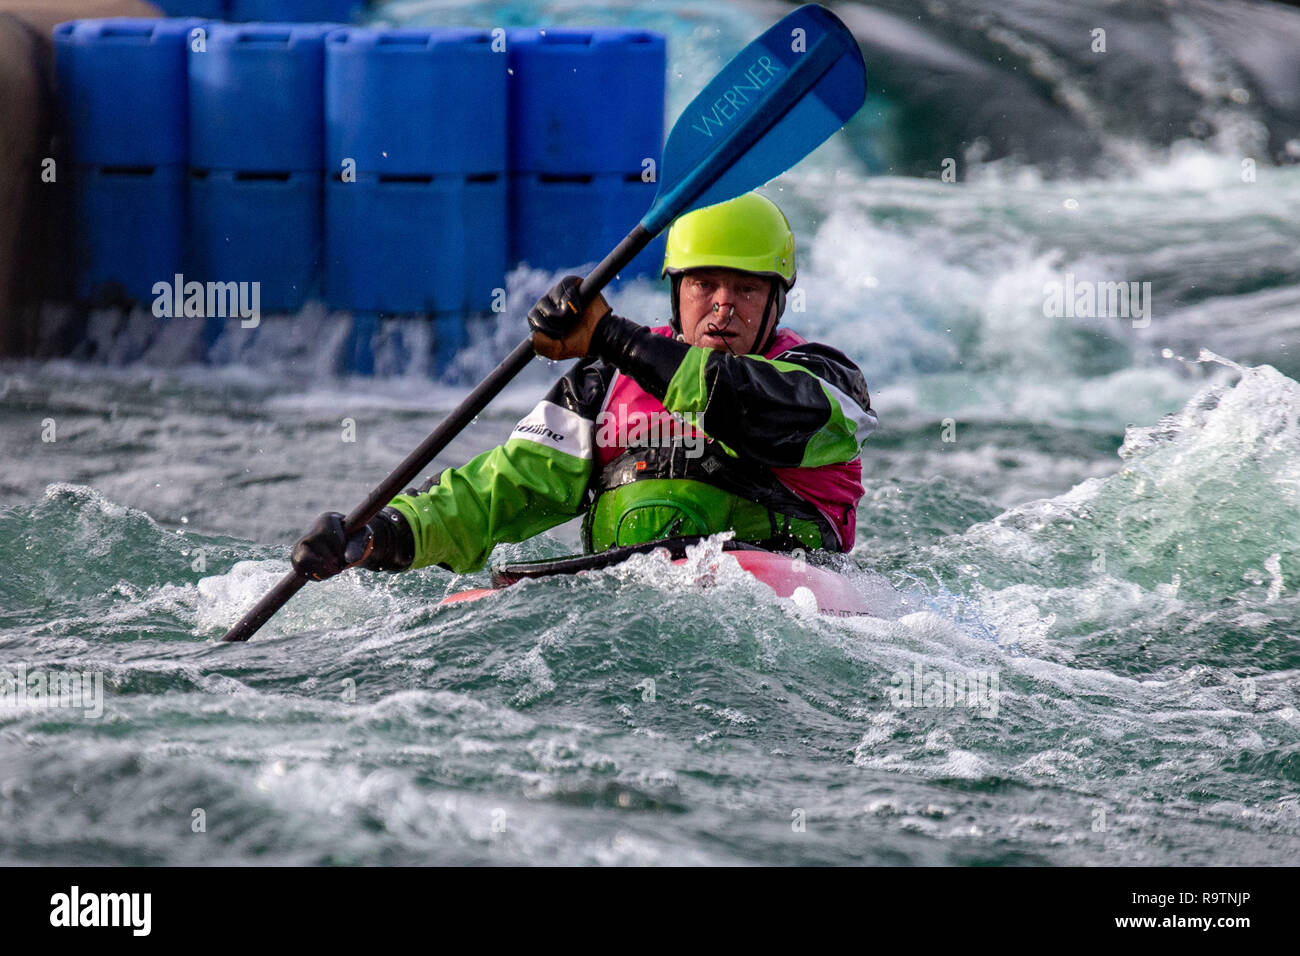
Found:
220,226 -> 652,642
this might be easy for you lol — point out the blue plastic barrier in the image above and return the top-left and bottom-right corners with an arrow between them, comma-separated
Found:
228,0 -> 364,23
56,19 -> 195,302
509,172 -> 665,280
505,27 -> 665,279
189,170 -> 322,313
70,165 -> 186,303
324,26 -> 507,372
54,18 -> 194,167
155,0 -> 363,20
507,28 -> 665,174
325,28 -> 504,176
153,0 -> 227,16
344,314 -> 467,378
343,311 -> 378,376
189,24 -> 327,173
325,175 -> 505,314
52,14 -> 667,372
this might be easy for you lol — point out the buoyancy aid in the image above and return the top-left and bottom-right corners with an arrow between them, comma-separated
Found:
582,326 -> 865,553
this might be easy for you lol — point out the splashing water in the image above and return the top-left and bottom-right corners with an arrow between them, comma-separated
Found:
2,0 -> 1298,865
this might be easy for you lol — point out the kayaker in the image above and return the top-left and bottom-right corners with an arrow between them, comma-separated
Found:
292,192 -> 878,580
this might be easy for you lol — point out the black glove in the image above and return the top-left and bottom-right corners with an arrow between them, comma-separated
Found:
291,508 -> 416,580
527,275 -> 586,340
291,512 -> 373,581
528,275 -> 615,360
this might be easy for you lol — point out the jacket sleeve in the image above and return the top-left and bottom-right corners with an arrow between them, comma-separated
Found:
385,360 -> 609,573
591,314 -> 877,469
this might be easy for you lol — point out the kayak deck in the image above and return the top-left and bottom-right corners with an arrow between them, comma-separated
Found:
439,537 -> 878,617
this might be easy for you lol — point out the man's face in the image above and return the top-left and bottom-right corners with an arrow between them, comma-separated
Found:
677,268 -> 775,354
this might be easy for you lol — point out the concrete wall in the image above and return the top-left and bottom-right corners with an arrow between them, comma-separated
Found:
0,1 -> 160,355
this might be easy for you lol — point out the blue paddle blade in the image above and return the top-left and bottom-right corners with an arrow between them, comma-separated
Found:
642,3 -> 866,234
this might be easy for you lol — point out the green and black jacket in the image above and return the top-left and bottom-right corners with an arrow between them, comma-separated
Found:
383,315 -> 877,573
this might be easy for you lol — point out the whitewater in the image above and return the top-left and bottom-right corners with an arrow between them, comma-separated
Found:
0,0 -> 1297,865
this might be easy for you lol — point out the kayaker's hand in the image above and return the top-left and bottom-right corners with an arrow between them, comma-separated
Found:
291,511 -> 374,581
528,275 -> 611,360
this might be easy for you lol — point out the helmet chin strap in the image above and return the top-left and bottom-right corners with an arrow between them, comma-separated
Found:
670,274 -> 684,335
752,280 -> 781,355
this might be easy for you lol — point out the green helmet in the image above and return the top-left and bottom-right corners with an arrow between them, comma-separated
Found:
661,193 -> 796,352
661,192 -> 796,288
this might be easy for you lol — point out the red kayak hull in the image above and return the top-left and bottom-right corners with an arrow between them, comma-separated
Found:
439,549 -> 874,616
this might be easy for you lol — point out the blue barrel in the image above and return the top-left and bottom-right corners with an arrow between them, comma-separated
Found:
189,170 -> 322,312
343,311 -> 379,376
323,23 -> 507,373
347,316 -> 467,378
509,172 -> 664,281
189,24 -> 327,173
325,175 -> 505,314
507,28 -> 665,174
462,176 -> 508,311
54,19 -> 194,168
228,0 -> 364,22
432,314 -> 468,375
154,0 -> 227,16
325,27 -> 504,177
70,165 -> 186,303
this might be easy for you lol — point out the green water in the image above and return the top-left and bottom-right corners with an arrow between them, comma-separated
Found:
1,352 -> 1296,864
3,0 -> 1298,866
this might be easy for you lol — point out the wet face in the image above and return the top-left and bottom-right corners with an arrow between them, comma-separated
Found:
677,268 -> 776,354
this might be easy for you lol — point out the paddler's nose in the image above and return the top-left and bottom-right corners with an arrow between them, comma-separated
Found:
711,297 -> 738,327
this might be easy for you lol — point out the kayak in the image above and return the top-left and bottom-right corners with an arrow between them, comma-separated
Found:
439,537 -> 882,617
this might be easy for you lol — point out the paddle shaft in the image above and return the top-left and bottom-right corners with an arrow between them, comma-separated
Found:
220,226 -> 652,642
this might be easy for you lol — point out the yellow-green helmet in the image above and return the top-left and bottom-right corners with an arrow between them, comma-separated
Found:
661,192 -> 796,288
